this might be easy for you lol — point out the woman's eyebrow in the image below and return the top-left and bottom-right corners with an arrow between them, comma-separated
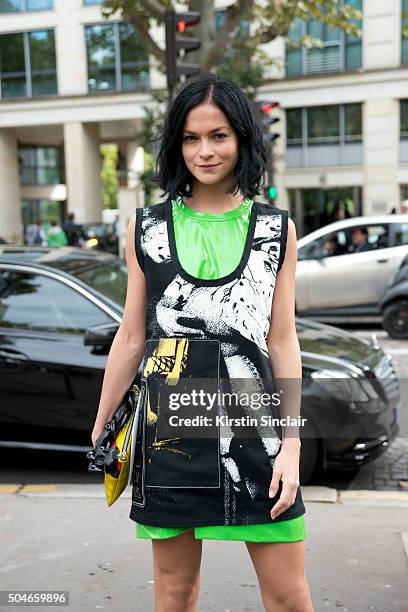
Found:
183,126 -> 230,134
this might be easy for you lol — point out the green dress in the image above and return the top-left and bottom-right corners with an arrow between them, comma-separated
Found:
135,196 -> 306,542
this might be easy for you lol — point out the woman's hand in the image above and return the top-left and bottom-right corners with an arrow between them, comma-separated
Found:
268,440 -> 301,520
91,422 -> 106,448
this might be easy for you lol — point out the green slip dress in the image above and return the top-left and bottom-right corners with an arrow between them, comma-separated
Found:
135,196 -> 306,542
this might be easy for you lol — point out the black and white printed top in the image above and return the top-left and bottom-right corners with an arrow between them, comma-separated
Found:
129,198 -> 306,527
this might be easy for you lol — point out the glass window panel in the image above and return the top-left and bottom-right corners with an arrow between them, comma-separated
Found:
345,42 -> 362,69
0,32 -> 26,98
288,17 -> 303,42
286,48 -> 302,75
29,29 -> 57,95
119,23 -> 149,91
287,109 -> 302,145
84,0 -> 101,4
394,223 -> 408,246
401,100 -> 408,136
345,103 -> 362,142
0,0 -> 21,12
27,0 -> 53,9
0,271 -> 111,333
307,19 -> 323,39
86,23 -> 116,91
214,9 -> 226,33
403,0 -> 408,64
308,106 -> 340,144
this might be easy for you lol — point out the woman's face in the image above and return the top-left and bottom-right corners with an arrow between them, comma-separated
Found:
181,102 -> 239,187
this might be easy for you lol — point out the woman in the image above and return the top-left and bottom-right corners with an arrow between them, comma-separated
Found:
92,73 -> 314,612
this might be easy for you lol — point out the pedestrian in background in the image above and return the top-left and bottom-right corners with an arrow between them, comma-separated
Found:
46,220 -> 68,247
63,212 -> 80,246
26,219 -> 47,246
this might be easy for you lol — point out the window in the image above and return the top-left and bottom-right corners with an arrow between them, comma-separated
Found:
287,103 -> 362,147
0,29 -> 57,98
394,223 -> 408,246
85,22 -> 149,93
214,8 -> 250,36
19,145 -> 63,185
402,0 -> 408,65
0,271 -> 111,333
74,260 -> 128,308
286,0 -> 362,76
84,0 -> 100,4
298,224 -> 389,260
0,0 -> 52,12
401,100 -> 408,139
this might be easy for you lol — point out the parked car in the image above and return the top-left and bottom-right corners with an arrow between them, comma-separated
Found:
379,252 -> 408,339
79,222 -> 118,255
0,247 -> 400,484
296,215 -> 408,324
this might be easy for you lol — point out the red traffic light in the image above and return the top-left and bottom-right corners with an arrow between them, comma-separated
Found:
261,102 -> 280,114
177,20 -> 186,33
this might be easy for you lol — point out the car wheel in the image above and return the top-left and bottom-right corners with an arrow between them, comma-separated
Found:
299,434 -> 319,485
382,301 -> 408,339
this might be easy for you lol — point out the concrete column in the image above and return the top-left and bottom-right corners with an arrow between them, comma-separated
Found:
363,99 -> 399,215
0,129 -> 22,244
54,0 -> 88,96
63,122 -> 103,223
363,0 -> 401,70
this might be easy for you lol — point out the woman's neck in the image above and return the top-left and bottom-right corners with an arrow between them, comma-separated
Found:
183,180 -> 245,214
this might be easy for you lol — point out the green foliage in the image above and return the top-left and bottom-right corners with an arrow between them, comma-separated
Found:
100,144 -> 119,209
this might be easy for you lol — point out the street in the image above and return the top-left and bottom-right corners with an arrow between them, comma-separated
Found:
0,489 -> 407,612
1,325 -> 407,611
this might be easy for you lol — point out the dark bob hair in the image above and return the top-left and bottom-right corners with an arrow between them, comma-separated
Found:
154,73 -> 269,200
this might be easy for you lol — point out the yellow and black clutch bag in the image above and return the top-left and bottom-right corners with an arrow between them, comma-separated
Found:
87,380 -> 145,506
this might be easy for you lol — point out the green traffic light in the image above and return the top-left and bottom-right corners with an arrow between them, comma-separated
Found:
267,185 -> 278,201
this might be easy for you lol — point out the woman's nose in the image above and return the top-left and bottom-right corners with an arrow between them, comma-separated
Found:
199,139 -> 214,157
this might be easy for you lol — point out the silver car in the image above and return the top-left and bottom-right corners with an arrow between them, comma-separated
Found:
296,215 -> 408,323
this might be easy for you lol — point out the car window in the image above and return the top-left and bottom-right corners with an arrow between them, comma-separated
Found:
394,223 -> 408,246
298,224 -> 389,260
0,270 -> 112,333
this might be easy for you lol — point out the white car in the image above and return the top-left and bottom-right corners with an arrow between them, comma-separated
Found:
296,214 -> 408,323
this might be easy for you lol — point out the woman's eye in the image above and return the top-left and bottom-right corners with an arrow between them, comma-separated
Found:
183,135 -> 196,142
214,133 -> 227,139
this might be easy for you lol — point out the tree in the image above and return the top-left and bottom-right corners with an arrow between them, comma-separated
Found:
101,144 -> 119,209
100,1 -> 362,201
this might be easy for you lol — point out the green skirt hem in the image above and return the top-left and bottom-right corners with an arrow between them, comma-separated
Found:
135,514 -> 306,542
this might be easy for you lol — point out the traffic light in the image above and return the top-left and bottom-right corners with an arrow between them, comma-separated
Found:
257,101 -> 281,144
264,184 -> 278,203
165,10 -> 201,95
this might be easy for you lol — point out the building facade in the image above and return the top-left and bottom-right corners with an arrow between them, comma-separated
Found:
0,0 -> 407,242
262,0 -> 408,236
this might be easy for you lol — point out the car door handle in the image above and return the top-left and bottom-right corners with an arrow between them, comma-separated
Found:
377,259 -> 388,263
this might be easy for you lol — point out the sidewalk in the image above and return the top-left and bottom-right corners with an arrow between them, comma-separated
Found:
0,485 -> 407,612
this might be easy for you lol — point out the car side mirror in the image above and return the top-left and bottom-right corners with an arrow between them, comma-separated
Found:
84,321 -> 119,347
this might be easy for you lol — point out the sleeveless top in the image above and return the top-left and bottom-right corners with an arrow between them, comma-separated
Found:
129,198 -> 306,528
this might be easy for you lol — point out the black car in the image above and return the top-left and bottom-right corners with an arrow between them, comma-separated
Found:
0,247 -> 400,484
379,253 -> 408,339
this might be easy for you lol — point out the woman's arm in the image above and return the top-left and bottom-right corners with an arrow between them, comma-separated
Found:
91,212 -> 146,447
266,217 -> 302,519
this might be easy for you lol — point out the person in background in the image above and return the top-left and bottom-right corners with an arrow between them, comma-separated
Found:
26,219 -> 47,246
400,200 -> 408,214
46,220 -> 68,247
322,235 -> 346,257
350,227 -> 373,253
63,212 -> 80,246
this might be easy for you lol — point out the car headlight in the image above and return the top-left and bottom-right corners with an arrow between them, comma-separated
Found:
311,368 -> 378,403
